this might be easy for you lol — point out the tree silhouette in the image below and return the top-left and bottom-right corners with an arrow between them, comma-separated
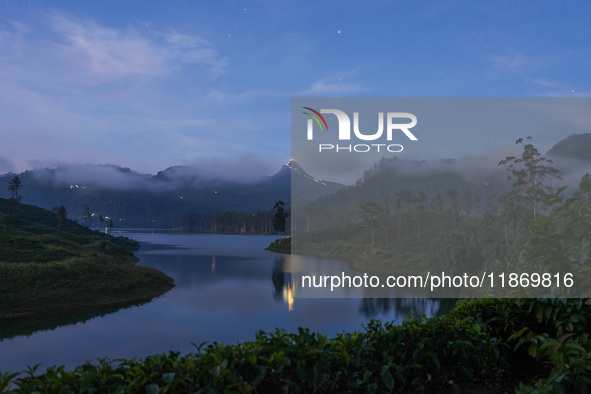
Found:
446,188 -> 459,213
463,190 -> 472,214
82,203 -> 91,227
8,176 -> 22,216
359,201 -> 382,247
8,176 -> 22,202
434,192 -> 444,211
498,137 -> 562,219
272,201 -> 289,239
53,205 -> 67,233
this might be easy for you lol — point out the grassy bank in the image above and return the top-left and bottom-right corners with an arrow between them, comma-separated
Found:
0,199 -> 174,321
1,298 -> 589,392
266,237 -> 291,253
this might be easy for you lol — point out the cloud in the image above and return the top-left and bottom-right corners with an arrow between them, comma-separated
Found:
530,79 -> 591,97
31,164 -> 152,190
22,154 -> 281,192
487,52 -> 526,70
47,12 -> 227,80
182,154 -> 279,183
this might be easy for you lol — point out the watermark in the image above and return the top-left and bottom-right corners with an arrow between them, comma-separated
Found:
302,106 -> 418,153
291,98 -> 591,298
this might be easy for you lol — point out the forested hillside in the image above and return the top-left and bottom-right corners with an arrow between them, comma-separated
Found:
293,138 -> 591,298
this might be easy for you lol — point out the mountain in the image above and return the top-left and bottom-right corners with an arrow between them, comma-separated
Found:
546,133 -> 591,163
292,133 -> 591,233
291,156 -> 510,233
0,160 -> 341,228
284,159 -> 347,201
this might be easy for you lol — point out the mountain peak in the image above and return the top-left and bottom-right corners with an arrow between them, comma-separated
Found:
285,159 -> 307,175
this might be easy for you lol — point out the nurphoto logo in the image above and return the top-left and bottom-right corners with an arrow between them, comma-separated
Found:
303,107 -> 418,153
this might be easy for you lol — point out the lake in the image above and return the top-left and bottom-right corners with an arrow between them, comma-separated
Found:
0,232 -> 450,373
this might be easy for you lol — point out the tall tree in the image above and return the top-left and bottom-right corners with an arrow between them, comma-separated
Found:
446,188 -> 459,213
7,176 -> 22,216
82,203 -> 91,227
395,190 -> 413,213
463,190 -> 472,214
498,137 -> 562,219
530,174 -> 591,276
434,192 -> 444,211
272,201 -> 289,239
8,176 -> 22,202
53,205 -> 67,233
359,201 -> 384,247
474,191 -> 481,213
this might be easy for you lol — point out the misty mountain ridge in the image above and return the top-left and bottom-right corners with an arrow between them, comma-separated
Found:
22,163 -> 279,191
286,159 -> 347,201
0,162 -> 293,227
292,133 -> 591,232
0,159 -> 341,228
546,133 -> 591,163
1,133 -> 588,229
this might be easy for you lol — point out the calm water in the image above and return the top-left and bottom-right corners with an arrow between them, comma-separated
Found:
0,232 -> 448,373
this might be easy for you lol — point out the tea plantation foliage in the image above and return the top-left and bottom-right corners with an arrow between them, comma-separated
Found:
1,298 -> 590,393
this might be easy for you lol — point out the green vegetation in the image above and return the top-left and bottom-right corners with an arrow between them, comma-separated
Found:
0,198 -> 174,323
2,139 -> 589,391
272,200 -> 289,239
1,298 -> 590,392
266,237 -> 291,253
173,210 -> 276,234
292,139 -> 591,297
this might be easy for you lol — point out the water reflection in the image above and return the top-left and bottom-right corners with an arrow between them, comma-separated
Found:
270,253 -> 454,319
0,233 -> 455,373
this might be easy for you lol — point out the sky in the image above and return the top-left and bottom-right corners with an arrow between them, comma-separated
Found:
1,0 -> 590,178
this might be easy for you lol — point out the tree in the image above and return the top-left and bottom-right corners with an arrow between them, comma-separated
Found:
498,137 -> 562,219
108,218 -> 114,233
359,201 -> 383,247
99,215 -> 105,232
8,176 -> 22,202
486,193 -> 498,213
474,191 -> 481,213
446,188 -> 459,213
7,176 -> 22,216
434,192 -> 444,211
82,203 -> 91,227
272,201 -> 289,239
529,175 -> 591,283
395,190 -> 413,213
463,190 -> 472,214
53,205 -> 67,233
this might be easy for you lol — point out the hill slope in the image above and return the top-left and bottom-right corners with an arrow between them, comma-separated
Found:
0,199 -> 174,322
546,133 -> 591,163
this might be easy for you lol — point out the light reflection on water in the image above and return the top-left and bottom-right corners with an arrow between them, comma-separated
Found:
0,232 -> 450,373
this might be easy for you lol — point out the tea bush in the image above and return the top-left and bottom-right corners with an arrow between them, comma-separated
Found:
2,298 -> 590,392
